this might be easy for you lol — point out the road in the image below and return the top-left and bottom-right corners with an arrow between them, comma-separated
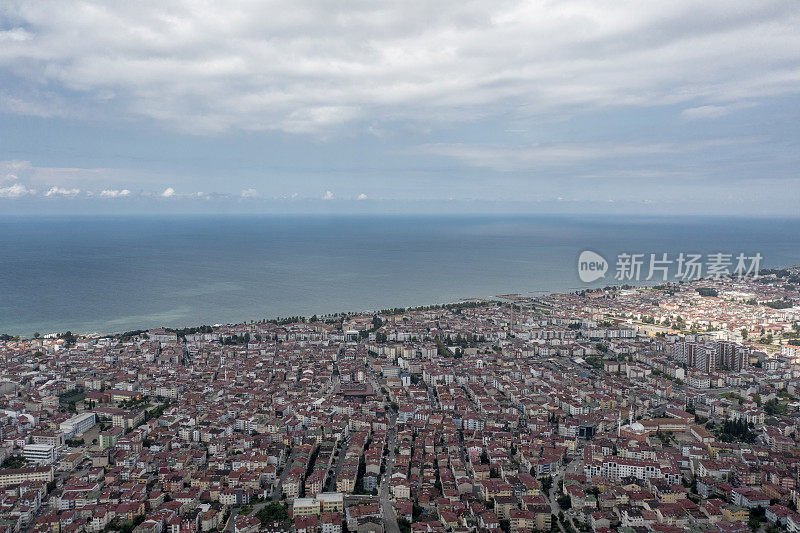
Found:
544,469 -> 567,533
224,508 -> 238,532
329,433 -> 352,492
273,445 -> 297,501
379,408 -> 400,533
545,457 -> 582,532
369,354 -> 401,533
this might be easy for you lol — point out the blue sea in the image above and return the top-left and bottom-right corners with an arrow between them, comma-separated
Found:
1,214 -> 799,336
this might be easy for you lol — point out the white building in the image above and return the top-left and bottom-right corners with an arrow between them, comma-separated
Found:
23,443 -> 56,465
60,412 -> 96,438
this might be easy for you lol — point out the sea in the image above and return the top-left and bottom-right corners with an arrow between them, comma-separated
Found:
1,214 -> 799,337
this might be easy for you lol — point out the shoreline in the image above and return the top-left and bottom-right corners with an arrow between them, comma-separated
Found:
7,267 -> 799,341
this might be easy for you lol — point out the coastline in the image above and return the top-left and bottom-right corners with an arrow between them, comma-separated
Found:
2,214 -> 800,337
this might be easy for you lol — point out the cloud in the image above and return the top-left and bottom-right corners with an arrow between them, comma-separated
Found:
322,190 -> 335,200
0,159 -> 165,193
0,90 -> 72,119
357,193 -> 368,200
1,160 -> 31,182
1,2 -> 799,134
0,183 -> 36,198
161,187 -> 175,198
99,188 -> 131,198
0,28 -> 33,43
422,137 -> 762,171
680,102 -> 757,120
240,188 -> 259,198
45,186 -> 80,197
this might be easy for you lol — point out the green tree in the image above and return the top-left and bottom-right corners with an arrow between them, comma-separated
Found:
255,502 -> 288,525
1,455 -> 27,469
557,495 -> 572,510
540,475 -> 553,496
397,518 -> 411,533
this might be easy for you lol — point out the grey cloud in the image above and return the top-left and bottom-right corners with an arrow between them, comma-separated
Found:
0,1 -> 799,133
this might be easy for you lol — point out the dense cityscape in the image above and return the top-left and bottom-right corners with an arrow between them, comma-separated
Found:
4,3 -> 800,533
2,268 -> 800,533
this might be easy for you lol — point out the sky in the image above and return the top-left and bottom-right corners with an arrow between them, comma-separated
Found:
1,1 -> 799,215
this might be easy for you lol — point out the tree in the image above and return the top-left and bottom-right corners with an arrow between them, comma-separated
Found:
540,475 -> 553,496
1,455 -> 27,469
61,330 -> 77,347
255,502 -> 288,525
557,495 -> 572,510
397,518 -> 411,533
765,300 -> 792,309
764,399 -> 787,416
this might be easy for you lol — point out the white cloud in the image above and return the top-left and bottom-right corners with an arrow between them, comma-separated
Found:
99,188 -> 131,197
0,91 -> 72,119
0,28 -> 32,42
1,2 -> 799,133
45,186 -> 80,197
0,159 -> 165,194
322,190 -> 335,200
1,160 -> 30,182
240,188 -> 259,198
0,183 -> 36,198
680,102 -> 757,120
422,137 -> 761,171
161,187 -> 175,197
357,193 -> 368,200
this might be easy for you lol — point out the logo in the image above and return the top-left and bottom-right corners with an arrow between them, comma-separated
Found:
578,250 -> 608,283
576,251 -> 762,284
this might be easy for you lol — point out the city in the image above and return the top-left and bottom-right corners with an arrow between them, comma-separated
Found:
2,268 -> 800,533
3,2 -> 800,533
